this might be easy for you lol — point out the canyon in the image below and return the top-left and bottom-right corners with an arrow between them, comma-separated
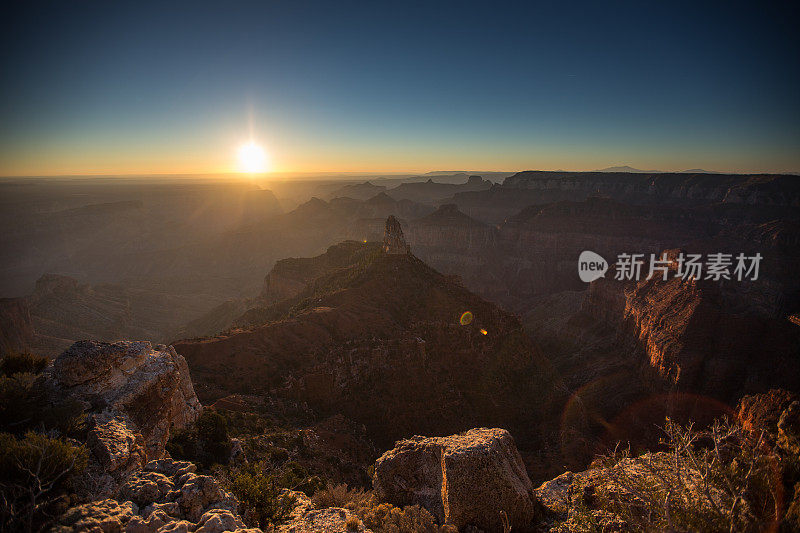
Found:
3,170 -> 800,531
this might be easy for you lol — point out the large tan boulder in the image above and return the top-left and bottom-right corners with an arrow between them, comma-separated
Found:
373,427 -> 535,531
48,340 -> 202,460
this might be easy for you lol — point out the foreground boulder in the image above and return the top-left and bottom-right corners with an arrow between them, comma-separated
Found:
48,340 -> 202,460
42,340 -> 202,498
373,428 -> 534,531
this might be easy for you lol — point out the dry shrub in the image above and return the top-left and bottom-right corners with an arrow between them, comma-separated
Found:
591,417 -> 784,532
311,482 -> 369,509
349,494 -> 448,533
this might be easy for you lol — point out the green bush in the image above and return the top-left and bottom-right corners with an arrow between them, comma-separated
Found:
215,460 -> 299,528
166,409 -> 231,467
0,352 -> 48,377
0,431 -> 87,532
197,409 -> 228,443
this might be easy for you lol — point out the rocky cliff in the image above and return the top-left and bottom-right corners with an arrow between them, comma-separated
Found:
582,257 -> 800,402
502,171 -> 800,207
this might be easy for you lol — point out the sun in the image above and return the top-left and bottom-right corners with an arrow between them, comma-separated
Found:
237,141 -> 270,173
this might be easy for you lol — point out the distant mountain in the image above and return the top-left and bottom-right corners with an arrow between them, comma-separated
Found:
326,180 -> 387,201
595,165 -> 662,173
424,171 -> 468,175
596,165 -> 719,174
389,175 -> 491,203
680,168 -> 718,174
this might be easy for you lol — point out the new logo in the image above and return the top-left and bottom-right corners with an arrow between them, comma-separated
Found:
578,251 -> 608,282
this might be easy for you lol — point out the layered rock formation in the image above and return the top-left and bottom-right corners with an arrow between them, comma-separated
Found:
373,428 -> 535,531
1,272 -> 242,357
501,171 -> 800,207
326,180 -> 387,201
405,204 -> 497,292
581,254 -> 800,402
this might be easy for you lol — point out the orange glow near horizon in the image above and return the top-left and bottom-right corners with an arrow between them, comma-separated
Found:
2,142 -> 799,177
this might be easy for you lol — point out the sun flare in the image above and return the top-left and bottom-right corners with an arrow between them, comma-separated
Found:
237,141 -> 270,173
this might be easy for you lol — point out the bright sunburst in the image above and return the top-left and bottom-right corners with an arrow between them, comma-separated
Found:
237,141 -> 269,173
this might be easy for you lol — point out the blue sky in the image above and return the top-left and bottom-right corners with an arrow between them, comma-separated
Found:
1,1 -> 798,175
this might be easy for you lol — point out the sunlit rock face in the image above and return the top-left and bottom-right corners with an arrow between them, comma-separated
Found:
382,215 -> 409,254
373,428 -> 535,532
578,254 -> 800,404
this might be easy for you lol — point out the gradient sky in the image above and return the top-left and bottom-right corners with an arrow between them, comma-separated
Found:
1,1 -> 799,176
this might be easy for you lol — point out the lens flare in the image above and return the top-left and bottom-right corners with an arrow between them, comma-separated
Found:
459,311 -> 473,325
479,328 -> 488,335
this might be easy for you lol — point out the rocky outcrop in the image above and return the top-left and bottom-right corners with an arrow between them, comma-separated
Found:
532,390 -> 800,532
373,428 -> 535,531
55,458 -> 258,532
382,215 -> 409,254
175,252 -> 558,451
47,340 -> 202,467
737,389 -> 800,454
